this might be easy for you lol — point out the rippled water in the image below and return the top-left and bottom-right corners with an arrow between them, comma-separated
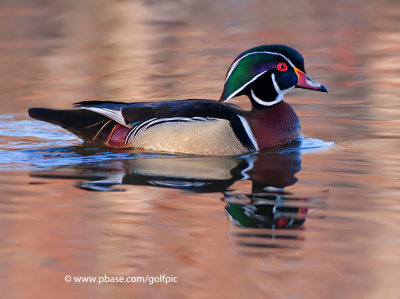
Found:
1,1 -> 399,298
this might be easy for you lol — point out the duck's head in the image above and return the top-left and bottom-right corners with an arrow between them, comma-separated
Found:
219,45 -> 327,108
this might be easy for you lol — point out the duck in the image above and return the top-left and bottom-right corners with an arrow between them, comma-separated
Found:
28,44 -> 327,156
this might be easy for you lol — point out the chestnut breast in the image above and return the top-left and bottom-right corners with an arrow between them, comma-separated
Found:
247,102 -> 301,150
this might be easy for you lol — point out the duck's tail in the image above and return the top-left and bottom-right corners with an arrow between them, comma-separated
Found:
28,108 -> 129,147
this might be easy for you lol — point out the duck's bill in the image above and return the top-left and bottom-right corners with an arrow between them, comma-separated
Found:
294,68 -> 328,92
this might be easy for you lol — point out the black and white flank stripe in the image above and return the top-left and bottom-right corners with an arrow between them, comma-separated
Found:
124,117 -> 219,145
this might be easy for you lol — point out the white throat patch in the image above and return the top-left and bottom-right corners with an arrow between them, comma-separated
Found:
250,89 -> 282,106
250,73 -> 295,107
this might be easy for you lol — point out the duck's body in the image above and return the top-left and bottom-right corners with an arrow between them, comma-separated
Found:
29,99 -> 301,155
28,44 -> 326,156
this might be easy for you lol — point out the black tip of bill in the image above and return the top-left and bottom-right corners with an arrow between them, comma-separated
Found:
319,85 -> 328,93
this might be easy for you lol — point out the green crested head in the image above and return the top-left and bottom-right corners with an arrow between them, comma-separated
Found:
219,45 -> 327,108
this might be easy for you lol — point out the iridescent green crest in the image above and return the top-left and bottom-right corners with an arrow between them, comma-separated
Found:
219,45 -> 304,102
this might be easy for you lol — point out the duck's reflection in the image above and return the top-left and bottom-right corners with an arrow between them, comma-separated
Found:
30,149 -> 307,232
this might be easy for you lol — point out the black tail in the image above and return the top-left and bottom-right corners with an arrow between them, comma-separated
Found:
28,108 -> 118,142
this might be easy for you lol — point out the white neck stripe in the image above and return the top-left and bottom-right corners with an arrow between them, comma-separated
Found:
250,88 -> 282,106
225,51 -> 297,83
237,115 -> 259,151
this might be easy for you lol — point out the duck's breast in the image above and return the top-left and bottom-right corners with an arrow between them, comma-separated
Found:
249,102 -> 301,150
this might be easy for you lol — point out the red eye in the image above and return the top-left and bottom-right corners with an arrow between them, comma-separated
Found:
277,62 -> 288,71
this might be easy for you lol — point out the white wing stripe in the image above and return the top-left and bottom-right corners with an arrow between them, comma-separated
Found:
82,107 -> 127,126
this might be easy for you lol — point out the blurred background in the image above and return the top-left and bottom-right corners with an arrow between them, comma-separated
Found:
0,0 -> 399,298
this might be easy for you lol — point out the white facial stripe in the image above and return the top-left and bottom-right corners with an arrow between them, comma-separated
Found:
225,51 -> 297,83
224,70 -> 268,102
237,115 -> 259,151
271,73 -> 296,95
250,73 -> 296,107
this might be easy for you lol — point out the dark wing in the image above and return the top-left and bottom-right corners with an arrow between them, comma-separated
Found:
75,99 -> 245,126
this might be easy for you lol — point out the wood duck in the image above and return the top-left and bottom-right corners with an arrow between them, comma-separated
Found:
29,44 -> 327,155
